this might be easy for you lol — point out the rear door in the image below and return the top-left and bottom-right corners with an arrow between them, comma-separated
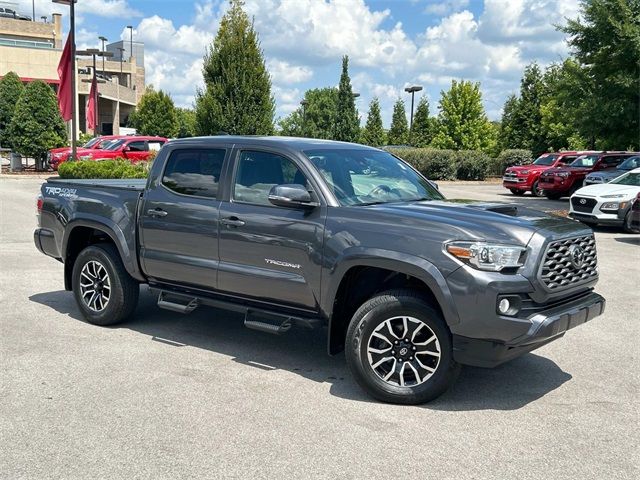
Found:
124,140 -> 148,162
139,146 -> 229,289
217,147 -> 325,310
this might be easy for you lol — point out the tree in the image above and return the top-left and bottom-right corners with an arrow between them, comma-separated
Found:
333,56 -> 360,142
195,0 -> 274,135
129,87 -> 178,137
387,99 -> 409,145
411,96 -> 434,147
175,107 -> 196,138
431,80 -> 495,153
560,0 -> 640,150
0,72 -> 24,147
361,98 -> 385,147
512,63 -> 546,154
499,94 -> 520,150
277,88 -> 338,138
7,80 -> 66,168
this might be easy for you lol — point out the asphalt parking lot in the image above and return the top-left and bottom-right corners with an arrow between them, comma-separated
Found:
1,177 -> 638,479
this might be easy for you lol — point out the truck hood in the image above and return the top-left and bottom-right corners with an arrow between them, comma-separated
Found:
506,165 -> 549,173
364,200 -> 583,246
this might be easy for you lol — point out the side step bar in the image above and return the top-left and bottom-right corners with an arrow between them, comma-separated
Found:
157,291 -> 199,314
244,310 -> 292,335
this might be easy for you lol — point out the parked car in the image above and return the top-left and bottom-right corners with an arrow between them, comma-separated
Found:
48,136 -> 125,170
569,168 -> 640,233
34,136 -> 606,404
584,155 -> 640,185
538,152 -> 636,200
0,7 -> 31,20
620,192 -> 640,232
78,136 -> 168,163
502,151 -> 579,197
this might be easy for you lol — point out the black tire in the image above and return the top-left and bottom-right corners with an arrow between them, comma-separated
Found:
531,180 -> 544,197
623,211 -> 640,234
72,244 -> 139,326
545,192 -> 562,200
345,289 -> 460,404
510,189 -> 525,196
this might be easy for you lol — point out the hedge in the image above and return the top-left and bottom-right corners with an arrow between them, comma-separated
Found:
391,148 -> 491,181
489,149 -> 533,176
58,159 -> 150,179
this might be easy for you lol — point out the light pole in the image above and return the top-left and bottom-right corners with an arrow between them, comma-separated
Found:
99,36 -> 107,74
53,0 -> 78,161
117,47 -> 125,84
126,25 -> 133,62
32,0 -> 35,21
78,48 -> 113,135
404,85 -> 423,144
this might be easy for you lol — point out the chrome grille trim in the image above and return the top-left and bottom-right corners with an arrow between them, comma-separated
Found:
538,234 -> 598,291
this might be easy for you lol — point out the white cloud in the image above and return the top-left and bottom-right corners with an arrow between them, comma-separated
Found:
14,0 -> 141,20
423,0 -> 470,16
267,59 -> 313,84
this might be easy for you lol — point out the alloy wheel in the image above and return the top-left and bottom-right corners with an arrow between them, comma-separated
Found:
79,260 -> 111,312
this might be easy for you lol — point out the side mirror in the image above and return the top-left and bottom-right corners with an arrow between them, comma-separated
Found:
268,184 -> 318,209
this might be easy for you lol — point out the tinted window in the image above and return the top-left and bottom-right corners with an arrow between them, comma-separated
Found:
570,155 -> 599,167
127,141 -> 147,152
233,151 -> 307,205
532,154 -> 558,166
611,172 -> 640,186
618,156 -> 640,170
559,155 -> 576,164
162,149 -> 226,198
603,155 -> 625,166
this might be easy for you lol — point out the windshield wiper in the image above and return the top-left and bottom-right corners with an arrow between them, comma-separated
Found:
357,200 -> 389,206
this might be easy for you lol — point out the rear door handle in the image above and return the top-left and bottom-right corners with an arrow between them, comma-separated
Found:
147,208 -> 168,217
221,217 -> 245,227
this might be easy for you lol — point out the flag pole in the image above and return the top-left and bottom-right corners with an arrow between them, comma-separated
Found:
69,0 -> 77,161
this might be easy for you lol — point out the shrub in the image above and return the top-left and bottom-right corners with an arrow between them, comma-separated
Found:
491,149 -> 533,176
456,150 -> 491,180
58,159 -> 149,179
391,148 -> 457,180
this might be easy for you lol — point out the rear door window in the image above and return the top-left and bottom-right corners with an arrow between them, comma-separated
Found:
127,141 -> 147,152
162,148 -> 226,198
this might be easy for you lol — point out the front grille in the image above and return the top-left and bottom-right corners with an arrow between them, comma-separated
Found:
539,235 -> 598,290
571,196 -> 597,213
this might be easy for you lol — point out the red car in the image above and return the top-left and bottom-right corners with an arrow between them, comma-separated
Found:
502,151 -> 580,197
48,135 -> 124,170
538,151 -> 636,200
78,136 -> 168,163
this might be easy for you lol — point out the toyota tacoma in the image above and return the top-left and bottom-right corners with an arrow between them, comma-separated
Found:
34,137 -> 606,404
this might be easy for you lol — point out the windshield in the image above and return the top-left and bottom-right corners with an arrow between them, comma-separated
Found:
611,171 -> 640,186
305,149 -> 444,206
533,154 -> 559,166
83,137 -> 101,148
617,156 -> 640,170
570,154 -> 599,168
103,139 -> 126,151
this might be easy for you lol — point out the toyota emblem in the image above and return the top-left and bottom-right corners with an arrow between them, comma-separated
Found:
569,245 -> 585,270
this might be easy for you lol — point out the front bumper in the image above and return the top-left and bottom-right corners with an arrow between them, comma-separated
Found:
452,291 -> 605,367
569,212 -> 623,227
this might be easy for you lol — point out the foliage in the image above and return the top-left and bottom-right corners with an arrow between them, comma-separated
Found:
560,0 -> 640,150
129,87 -> 178,138
411,97 -> 434,147
7,80 -> 66,163
333,56 -> 360,142
391,148 -> 490,181
387,99 -> 409,145
510,63 -> 546,155
195,0 -> 274,135
58,159 -> 149,179
78,132 -> 95,146
0,72 -> 24,148
361,98 -> 386,147
498,94 -> 519,151
431,80 -> 495,154
277,88 -> 338,138
175,107 -> 196,138
490,149 -> 534,176
456,150 -> 491,180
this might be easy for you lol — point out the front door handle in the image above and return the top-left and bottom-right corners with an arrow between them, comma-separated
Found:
147,208 -> 168,217
220,217 -> 245,227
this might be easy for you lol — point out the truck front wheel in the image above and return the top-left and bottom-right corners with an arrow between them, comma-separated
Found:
72,244 -> 139,326
345,290 -> 460,404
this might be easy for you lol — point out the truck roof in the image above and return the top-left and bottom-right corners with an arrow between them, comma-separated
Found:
168,135 -> 380,151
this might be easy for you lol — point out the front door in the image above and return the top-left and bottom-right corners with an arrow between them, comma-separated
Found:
139,146 -> 229,289
123,140 -> 149,163
217,148 -> 325,310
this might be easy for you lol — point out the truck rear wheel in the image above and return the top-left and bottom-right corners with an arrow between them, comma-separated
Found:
72,244 -> 139,326
345,289 -> 460,404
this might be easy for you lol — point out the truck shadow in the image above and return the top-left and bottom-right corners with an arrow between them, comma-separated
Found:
30,287 -> 572,412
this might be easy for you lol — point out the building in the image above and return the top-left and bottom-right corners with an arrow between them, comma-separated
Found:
0,11 -> 144,136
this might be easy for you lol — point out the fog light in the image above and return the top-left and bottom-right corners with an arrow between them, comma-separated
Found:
498,298 -> 510,314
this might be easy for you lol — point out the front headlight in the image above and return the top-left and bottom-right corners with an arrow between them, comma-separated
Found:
600,202 -> 627,212
446,242 -> 527,271
519,170 -> 529,175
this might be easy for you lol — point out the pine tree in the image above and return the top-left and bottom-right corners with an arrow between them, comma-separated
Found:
130,87 -> 179,137
499,94 -> 520,149
411,96 -> 434,147
195,0 -> 274,135
387,99 -> 409,145
333,56 -> 360,142
7,80 -> 66,169
0,71 -> 24,147
361,98 -> 385,147
431,80 -> 495,153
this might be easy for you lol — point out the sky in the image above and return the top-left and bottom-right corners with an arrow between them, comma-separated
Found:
15,0 -> 582,126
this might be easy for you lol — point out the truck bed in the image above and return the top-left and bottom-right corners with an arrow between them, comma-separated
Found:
46,178 -> 147,191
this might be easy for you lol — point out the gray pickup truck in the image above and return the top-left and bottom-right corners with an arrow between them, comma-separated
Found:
35,136 -> 605,404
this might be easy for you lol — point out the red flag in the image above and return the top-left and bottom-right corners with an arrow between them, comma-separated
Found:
57,35 -> 73,121
86,77 -> 97,131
